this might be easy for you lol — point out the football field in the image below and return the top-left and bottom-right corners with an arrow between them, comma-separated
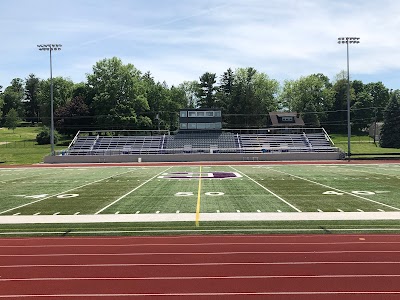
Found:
1,163 -> 400,217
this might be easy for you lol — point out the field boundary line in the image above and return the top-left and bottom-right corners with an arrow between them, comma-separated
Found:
230,166 -> 301,212
94,167 -> 172,214
340,165 -> 400,178
195,166 -> 202,227
3,228 -> 400,235
0,168 -> 140,215
271,169 -> 400,211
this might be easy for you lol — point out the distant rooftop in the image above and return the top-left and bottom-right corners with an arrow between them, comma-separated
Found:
269,112 -> 305,127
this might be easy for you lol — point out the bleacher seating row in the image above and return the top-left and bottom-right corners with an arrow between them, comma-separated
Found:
65,131 -> 336,155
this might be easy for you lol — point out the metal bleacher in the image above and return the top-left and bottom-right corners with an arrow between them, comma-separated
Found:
64,128 -> 338,156
164,132 -> 238,153
67,131 -> 165,155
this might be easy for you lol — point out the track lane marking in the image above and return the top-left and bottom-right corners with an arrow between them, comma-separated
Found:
2,292 -> 400,297
3,250 -> 400,257
3,261 -> 400,268
94,167 -> 172,214
2,274 -> 400,281
230,166 -> 301,212
3,240 -> 400,247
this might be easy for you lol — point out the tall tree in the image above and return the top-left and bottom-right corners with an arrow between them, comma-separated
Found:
216,68 -> 235,114
280,74 -> 334,127
228,67 -> 279,128
87,57 -> 149,129
55,96 -> 90,136
37,77 -> 75,126
302,102 -> 320,127
24,74 -> 40,124
326,77 -> 355,133
2,78 -> 25,120
197,72 -> 217,108
365,82 -> 389,121
4,108 -> 20,132
351,90 -> 374,132
178,81 -> 199,108
380,92 -> 400,148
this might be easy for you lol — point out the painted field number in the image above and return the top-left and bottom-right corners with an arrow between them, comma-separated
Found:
57,194 -> 79,199
323,191 -> 376,196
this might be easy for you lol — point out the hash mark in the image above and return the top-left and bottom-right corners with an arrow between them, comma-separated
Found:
115,211 -> 120,214
33,212 -> 40,216
74,212 -> 80,215
357,209 -> 364,212
277,210 -> 282,212
378,209 -> 385,212
13,213 -> 20,216
135,211 -> 140,214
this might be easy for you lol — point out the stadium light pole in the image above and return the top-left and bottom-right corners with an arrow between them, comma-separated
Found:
37,44 -> 62,156
337,37 -> 360,159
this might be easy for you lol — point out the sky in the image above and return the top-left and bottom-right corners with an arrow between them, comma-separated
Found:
1,0 -> 400,90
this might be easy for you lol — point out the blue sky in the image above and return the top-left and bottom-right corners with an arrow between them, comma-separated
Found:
1,0 -> 400,90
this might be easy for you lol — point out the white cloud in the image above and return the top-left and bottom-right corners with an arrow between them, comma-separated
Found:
1,0 -> 400,89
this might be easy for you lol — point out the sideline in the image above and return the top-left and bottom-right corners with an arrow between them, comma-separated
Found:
2,211 -> 400,224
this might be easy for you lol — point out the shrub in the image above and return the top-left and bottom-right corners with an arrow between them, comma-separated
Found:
36,126 -> 59,145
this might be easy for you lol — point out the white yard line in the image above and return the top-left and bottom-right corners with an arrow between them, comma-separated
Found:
94,167 -> 172,214
230,166 -> 301,212
271,168 -> 400,211
0,169 -> 139,215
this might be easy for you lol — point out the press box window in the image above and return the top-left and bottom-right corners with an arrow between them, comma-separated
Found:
180,111 -> 187,117
188,111 -> 196,117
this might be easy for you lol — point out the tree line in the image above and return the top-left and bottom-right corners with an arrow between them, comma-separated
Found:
0,56 -> 399,147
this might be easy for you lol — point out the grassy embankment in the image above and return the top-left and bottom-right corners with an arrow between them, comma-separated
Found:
0,127 -> 68,165
330,133 -> 400,158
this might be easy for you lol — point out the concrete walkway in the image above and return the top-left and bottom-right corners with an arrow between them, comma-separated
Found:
2,211 -> 400,224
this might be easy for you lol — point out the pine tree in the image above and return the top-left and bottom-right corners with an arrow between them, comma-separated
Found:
4,108 -> 20,132
380,92 -> 400,148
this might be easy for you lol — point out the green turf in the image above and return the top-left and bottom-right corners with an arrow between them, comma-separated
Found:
1,164 -> 400,218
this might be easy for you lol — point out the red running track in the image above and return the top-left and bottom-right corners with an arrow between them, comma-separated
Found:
1,234 -> 400,299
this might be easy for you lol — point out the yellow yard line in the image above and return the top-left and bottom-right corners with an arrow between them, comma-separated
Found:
195,166 -> 203,227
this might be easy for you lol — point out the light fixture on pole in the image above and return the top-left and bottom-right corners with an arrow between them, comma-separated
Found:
37,44 -> 62,155
337,37 -> 360,159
